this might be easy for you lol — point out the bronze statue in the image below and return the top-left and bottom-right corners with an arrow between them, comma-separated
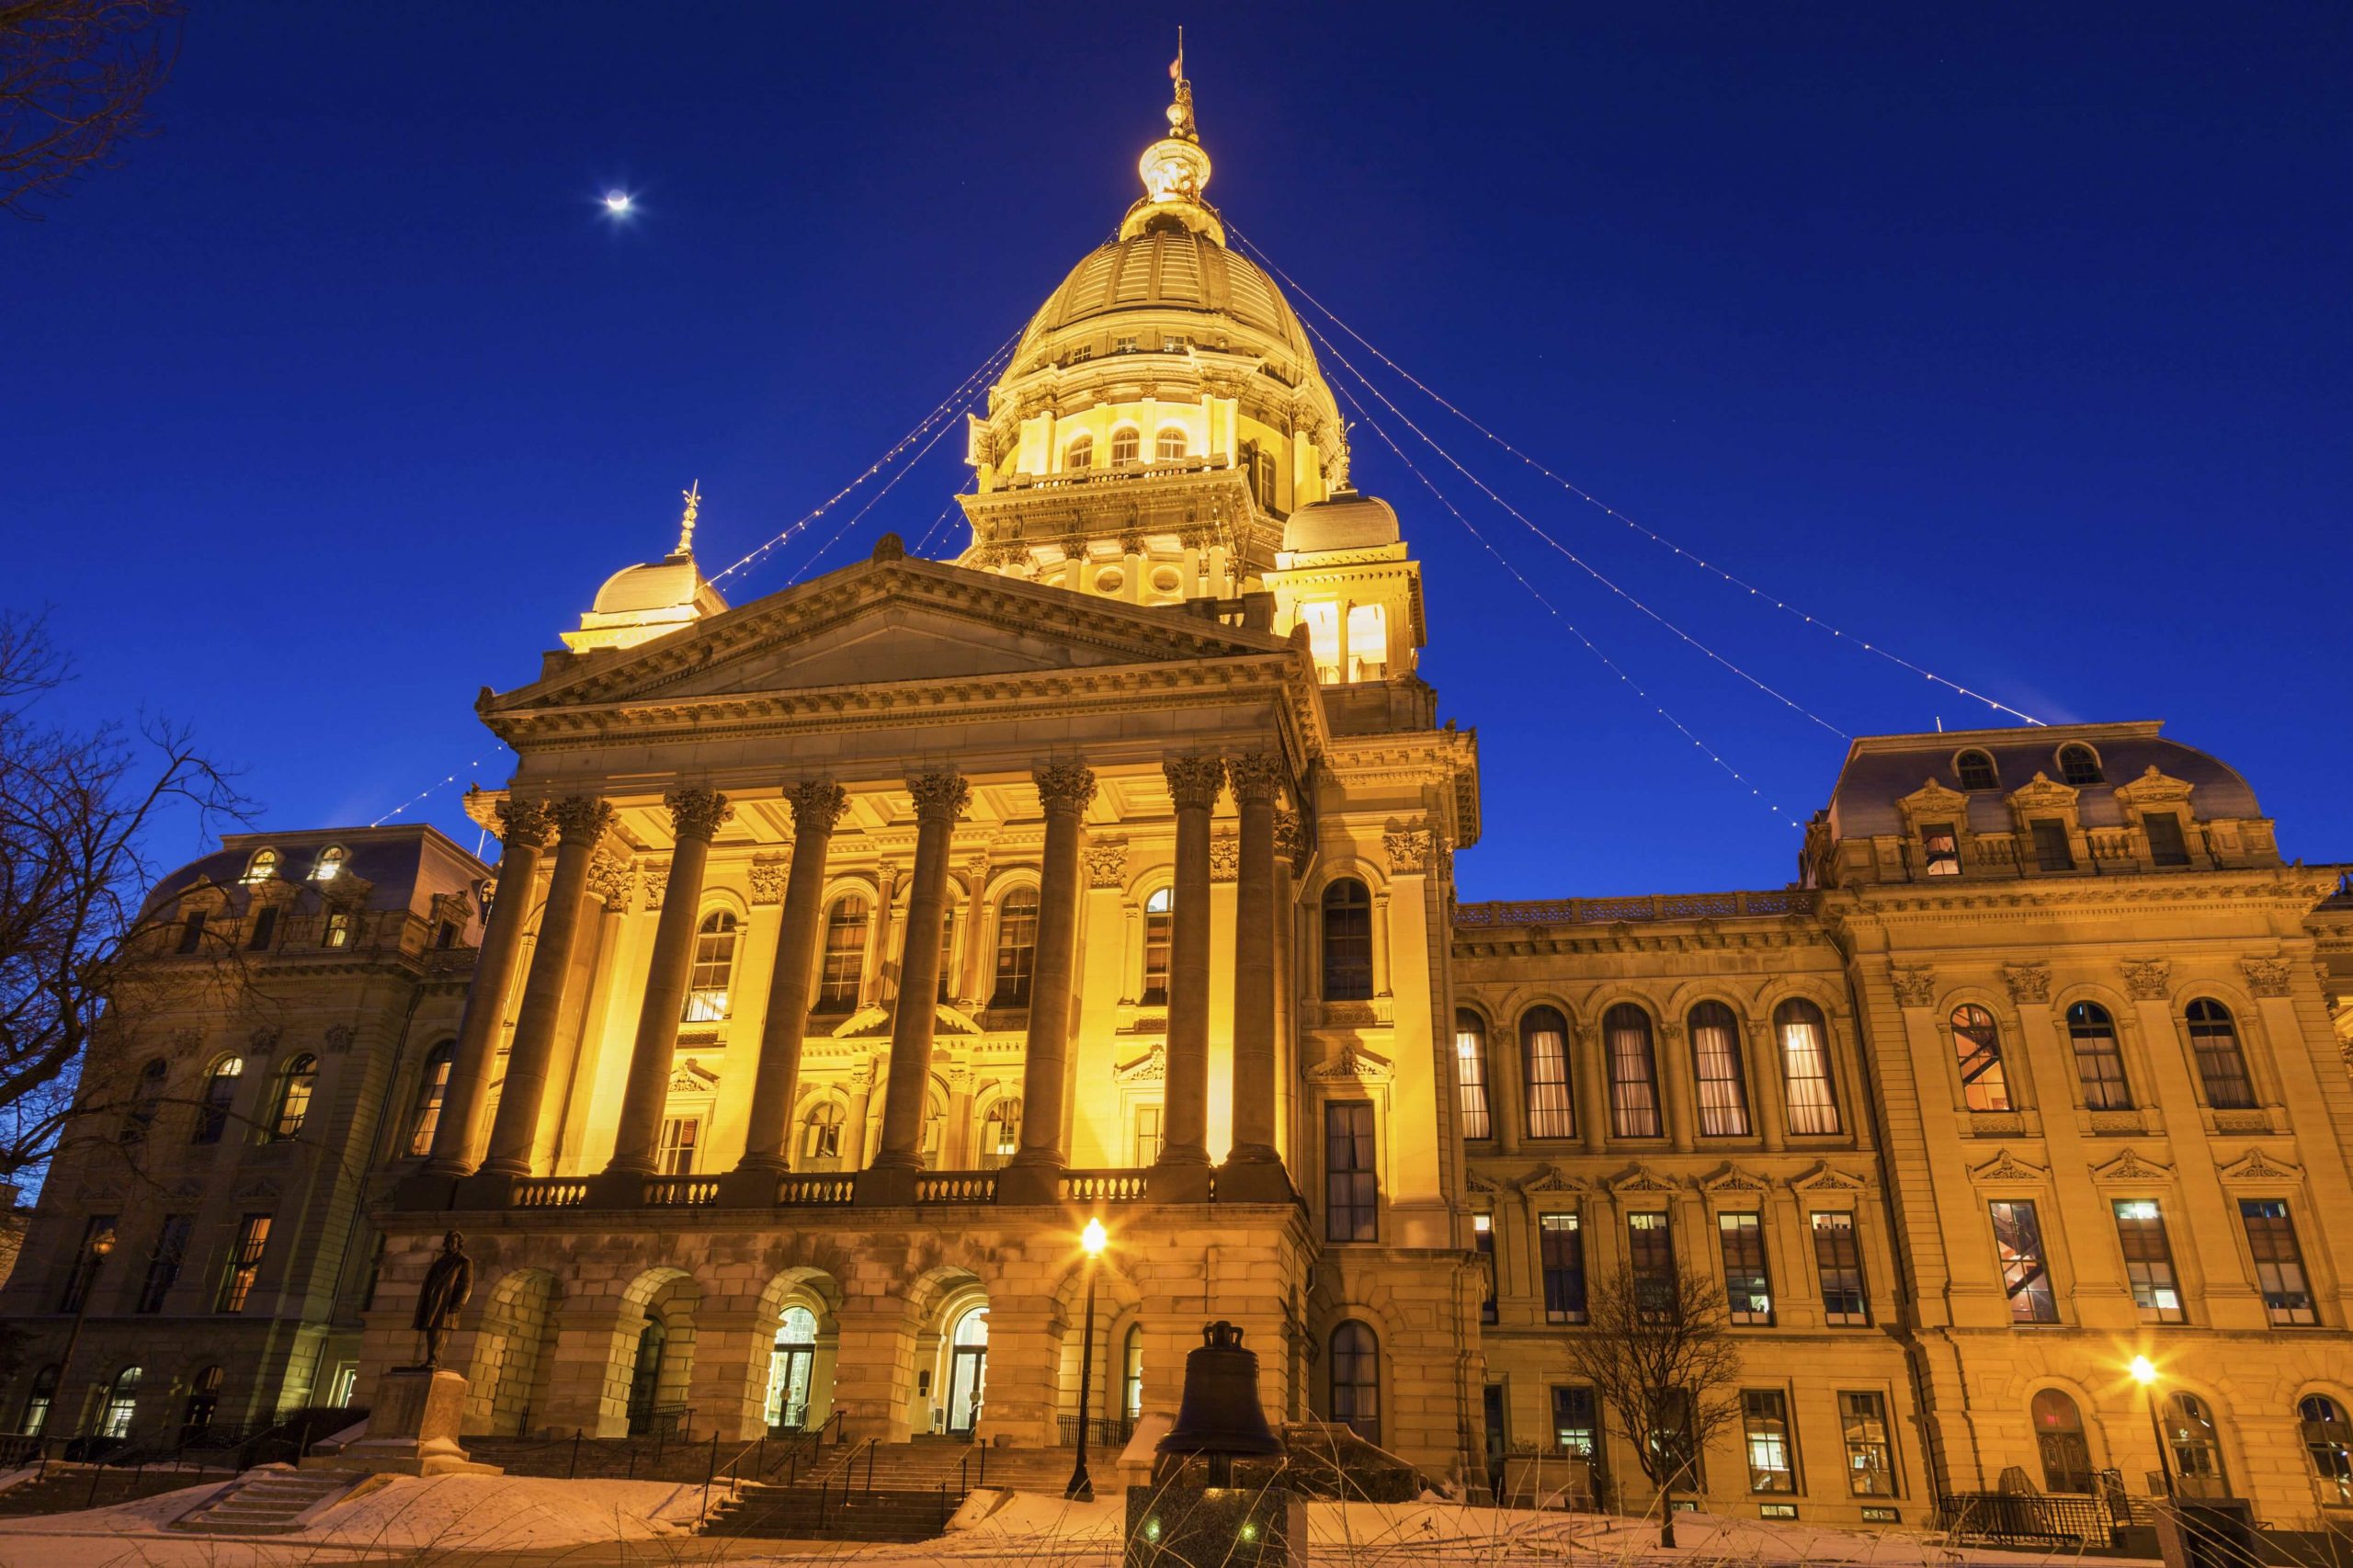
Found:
410,1230 -> 473,1370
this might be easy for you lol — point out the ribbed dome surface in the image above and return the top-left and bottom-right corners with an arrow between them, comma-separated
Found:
1283,490 -> 1401,554
1015,226 -> 1313,362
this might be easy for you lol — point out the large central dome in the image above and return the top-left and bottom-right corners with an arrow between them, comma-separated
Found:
1011,224 -> 1317,374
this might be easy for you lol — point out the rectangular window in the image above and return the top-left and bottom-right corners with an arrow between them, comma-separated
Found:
176,910 -> 207,954
1839,1391 -> 1896,1496
1540,1212 -> 1586,1324
60,1214 -> 118,1312
2240,1199 -> 2316,1324
1473,1213 -> 1498,1324
1921,823 -> 1961,877
247,906 -> 278,951
657,1116 -> 700,1176
217,1213 -> 271,1312
2112,1200 -> 2185,1324
1743,1390 -> 1797,1493
1813,1211 -> 1869,1325
1131,1103 -> 1163,1167
1628,1211 -> 1677,1319
1551,1385 -> 1598,1462
324,909 -> 353,948
137,1214 -> 193,1313
1324,1101 -> 1377,1243
2145,812 -> 2191,867
2030,819 -> 2075,871
1719,1212 -> 1773,1324
1989,1200 -> 2059,1323
1142,903 -> 1172,1007
1455,1023 -> 1493,1141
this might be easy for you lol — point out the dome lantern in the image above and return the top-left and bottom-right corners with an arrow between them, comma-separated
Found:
561,483 -> 729,654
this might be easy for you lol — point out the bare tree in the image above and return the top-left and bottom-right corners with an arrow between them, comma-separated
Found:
0,0 -> 184,218
1562,1260 -> 1744,1547
0,609 -> 251,1184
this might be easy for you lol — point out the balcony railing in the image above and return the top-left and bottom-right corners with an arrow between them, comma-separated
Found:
1455,890 -> 1813,927
642,1176 -> 721,1208
775,1174 -> 856,1207
512,1177 -> 590,1209
1060,1169 -> 1150,1203
915,1171 -> 997,1204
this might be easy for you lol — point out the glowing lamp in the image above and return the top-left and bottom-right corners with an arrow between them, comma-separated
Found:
2130,1356 -> 2157,1386
1082,1217 -> 1108,1257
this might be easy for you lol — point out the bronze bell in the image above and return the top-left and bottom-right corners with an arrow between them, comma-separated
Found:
1157,1321 -> 1282,1482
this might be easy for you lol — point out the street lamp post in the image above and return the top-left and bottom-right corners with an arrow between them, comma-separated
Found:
2131,1356 -> 2176,1500
1066,1217 -> 1108,1502
46,1228 -> 117,1475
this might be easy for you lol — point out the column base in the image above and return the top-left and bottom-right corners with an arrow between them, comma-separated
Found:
1148,1161 -> 1213,1204
585,1169 -> 649,1209
1214,1160 -> 1296,1206
717,1165 -> 782,1207
855,1165 -> 919,1207
451,1170 -> 519,1210
390,1171 -> 460,1211
995,1162 -> 1064,1206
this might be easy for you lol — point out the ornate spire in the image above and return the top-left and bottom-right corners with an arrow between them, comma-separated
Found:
1133,42 -> 1214,230
1165,29 -> 1197,142
673,480 -> 701,558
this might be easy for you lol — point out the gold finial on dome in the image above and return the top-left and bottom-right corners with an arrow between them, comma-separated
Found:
1131,36 -> 1219,241
673,480 -> 701,558
1165,29 -> 1197,142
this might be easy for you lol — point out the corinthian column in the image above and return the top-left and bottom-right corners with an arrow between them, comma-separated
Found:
1154,755 -> 1222,1201
597,787 -> 732,1190
1000,761 -> 1096,1205
473,794 -> 611,1187
1222,752 -> 1293,1201
858,769 -> 967,1206
420,797 -> 549,1182
730,781 -> 848,1185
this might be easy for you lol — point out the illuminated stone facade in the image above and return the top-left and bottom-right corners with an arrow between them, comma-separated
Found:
6,74 -> 2353,1534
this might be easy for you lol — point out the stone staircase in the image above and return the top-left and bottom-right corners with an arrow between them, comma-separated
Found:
169,1465 -> 359,1534
702,1439 -> 1074,1541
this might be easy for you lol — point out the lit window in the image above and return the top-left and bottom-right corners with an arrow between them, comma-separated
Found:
1113,335 -> 1138,353
1744,1390 -> 1796,1493
2068,1003 -> 2132,1109
1839,1392 -> 1895,1495
1956,750 -> 1998,791
1065,434 -> 1094,472
99,1366 -> 142,1439
798,1100 -> 845,1171
323,910 -> 353,948
2299,1395 -> 2353,1507
1520,1007 -> 1575,1140
1605,1005 -> 1662,1138
217,1214 -> 271,1312
979,1097 -> 1022,1169
193,1056 -> 243,1143
1689,1003 -> 1750,1136
1719,1213 -> 1772,1324
1155,427 -> 1188,461
1540,1212 -> 1586,1324
1472,1213 -> 1496,1324
1921,822 -> 1961,877
1952,1005 -> 2010,1110
1160,335 -> 1186,353
1453,1010 -> 1493,1141
1628,1211 -> 1677,1320
1131,1103 -> 1163,1167
406,1041 -> 455,1156
2187,999 -> 2256,1108
1813,1212 -> 1869,1325
2033,1390 -> 2095,1493
270,1053 -> 317,1141
241,849 -> 279,884
2145,812 -> 2192,867
1989,1200 -> 2058,1323
2165,1393 -> 2229,1496
990,888 -> 1040,1006
684,911 -> 737,1022
2057,744 -> 2103,786
1345,604 -> 1387,680
657,1116 -> 699,1175
19,1367 -> 59,1437
1552,1386 -> 1597,1461
1299,600 -> 1342,681
2029,820 -> 2075,871
313,846 -> 347,881
1142,887 -> 1173,1006
1321,880 -> 1373,1001
1778,1000 -> 1842,1135
1110,426 -> 1140,465
2113,1201 -> 2184,1324
817,896 -> 868,1008
1324,1100 -> 1377,1242
1327,1322 -> 1380,1445
2240,1199 -> 2315,1324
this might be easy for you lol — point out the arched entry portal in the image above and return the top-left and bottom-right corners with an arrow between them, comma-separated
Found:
627,1319 -> 668,1436
767,1305 -> 819,1431
945,1305 -> 988,1437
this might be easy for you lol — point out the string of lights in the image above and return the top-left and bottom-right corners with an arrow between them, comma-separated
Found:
775,382 -> 985,585
366,743 -> 510,829
1233,228 -> 2044,728
1329,376 -> 1807,829
913,497 -> 966,557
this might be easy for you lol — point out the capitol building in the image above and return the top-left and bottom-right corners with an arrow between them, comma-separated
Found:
8,74 -> 2353,1531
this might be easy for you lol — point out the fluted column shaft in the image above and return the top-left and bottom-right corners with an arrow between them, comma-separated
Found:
1226,754 -> 1282,1165
604,788 -> 732,1177
480,796 -> 611,1178
1008,763 -> 1096,1181
1157,756 -> 1223,1175
737,782 -> 847,1173
424,799 -> 548,1176
870,771 -> 968,1172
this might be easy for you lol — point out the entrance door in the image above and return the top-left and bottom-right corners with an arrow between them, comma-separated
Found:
946,1307 -> 988,1436
767,1305 -> 819,1430
626,1319 -> 667,1436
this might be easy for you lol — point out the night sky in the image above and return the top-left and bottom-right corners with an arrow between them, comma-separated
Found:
15,4 -> 2351,898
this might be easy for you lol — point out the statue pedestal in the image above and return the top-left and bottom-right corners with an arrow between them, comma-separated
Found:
306,1369 -> 500,1477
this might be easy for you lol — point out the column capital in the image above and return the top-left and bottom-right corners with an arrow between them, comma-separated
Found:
1163,755 -> 1225,811
1225,751 -> 1284,805
906,770 -> 971,823
549,796 -> 614,844
1274,808 -> 1309,869
1032,761 -> 1097,817
665,786 -> 733,843
786,779 -> 850,835
494,797 -> 552,848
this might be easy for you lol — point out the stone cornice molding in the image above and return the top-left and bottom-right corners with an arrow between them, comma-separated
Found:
1821,869 -> 2343,921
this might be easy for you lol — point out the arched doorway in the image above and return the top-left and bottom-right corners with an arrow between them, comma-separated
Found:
464,1268 -> 562,1437
626,1319 -> 669,1436
945,1305 -> 988,1437
2031,1390 -> 2094,1493
767,1305 -> 819,1432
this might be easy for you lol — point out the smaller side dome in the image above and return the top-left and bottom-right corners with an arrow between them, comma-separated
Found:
1281,489 -> 1401,556
562,483 -> 730,653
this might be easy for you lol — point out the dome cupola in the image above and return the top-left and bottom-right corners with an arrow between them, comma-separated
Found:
563,483 -> 729,653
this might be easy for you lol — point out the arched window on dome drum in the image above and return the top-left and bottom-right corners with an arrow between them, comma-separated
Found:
1519,1006 -> 1574,1141
2066,1003 -> 2132,1109
1109,426 -> 1140,465
2058,744 -> 2104,786
1327,1322 -> 1380,1445
1064,434 -> 1093,472
817,896 -> 868,1010
1321,880 -> 1373,1001
2300,1395 -> 2353,1506
2031,1391 -> 2095,1493
1951,1005 -> 2010,1111
1776,1000 -> 1841,1135
1453,1010 -> 1492,1141
2186,999 -> 2256,1108
798,1100 -> 845,1171
684,912 -> 738,1022
405,1040 -> 455,1156
978,1097 -> 1021,1169
1156,427 -> 1188,462
991,888 -> 1040,1007
1688,1002 -> 1749,1136
1604,1005 -> 1661,1138
1956,749 -> 1999,791
270,1054 -> 318,1142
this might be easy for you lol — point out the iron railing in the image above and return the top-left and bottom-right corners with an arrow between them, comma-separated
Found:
1057,1414 -> 1136,1448
1937,1491 -> 2119,1547
1456,890 -> 1813,926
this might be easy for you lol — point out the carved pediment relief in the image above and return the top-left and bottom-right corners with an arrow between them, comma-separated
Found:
1701,1164 -> 1773,1196
2113,766 -> 2197,808
2218,1148 -> 2301,1186
1968,1148 -> 2049,1187
1465,1172 -> 1499,1194
2007,772 -> 2080,814
230,1175 -> 282,1204
1114,1044 -> 1165,1084
2090,1149 -> 2174,1186
1307,1045 -> 1392,1084
667,1058 -> 720,1095
1608,1163 -> 1679,1196
1898,779 -> 1971,822
1515,1163 -> 1586,1196
1792,1163 -> 1868,1193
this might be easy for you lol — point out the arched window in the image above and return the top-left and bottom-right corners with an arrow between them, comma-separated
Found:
2299,1395 -> 2353,1506
241,849 -> 279,885
1064,434 -> 1094,472
1155,427 -> 1188,462
817,895 -> 868,1009
2165,1393 -> 2229,1499
312,846 -> 347,881
1453,1010 -> 1492,1141
1328,1322 -> 1380,1445
193,1055 -> 243,1144
1519,1006 -> 1574,1140
2186,999 -> 2256,1108
1776,1000 -> 1842,1135
100,1365 -> 143,1439
182,1366 -> 224,1440
1603,1005 -> 1661,1138
1122,1324 -> 1144,1423
1688,1003 -> 1750,1137
1320,880 -> 1373,1001
2067,1003 -> 2132,1109
1142,887 -> 1173,1006
1952,1005 -> 2011,1111
2057,744 -> 2104,786
18,1366 -> 57,1437
121,1058 -> 167,1143
685,911 -> 738,1022
1956,750 -> 1999,791
978,1097 -> 1022,1169
991,888 -> 1040,1007
2032,1390 -> 2094,1493
767,1305 -> 820,1430
269,1054 -> 317,1141
798,1100 -> 846,1171
1109,426 -> 1140,465
405,1041 -> 455,1156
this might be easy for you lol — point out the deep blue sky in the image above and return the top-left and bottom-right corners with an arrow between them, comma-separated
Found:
15,3 -> 2351,898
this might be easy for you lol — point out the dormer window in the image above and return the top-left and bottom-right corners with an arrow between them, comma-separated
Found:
324,910 -> 353,949
313,846 -> 347,882
1955,750 -> 1998,791
2057,744 -> 2103,786
241,849 -> 279,885
1109,426 -> 1140,465
1064,435 -> 1093,472
1921,823 -> 1961,877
